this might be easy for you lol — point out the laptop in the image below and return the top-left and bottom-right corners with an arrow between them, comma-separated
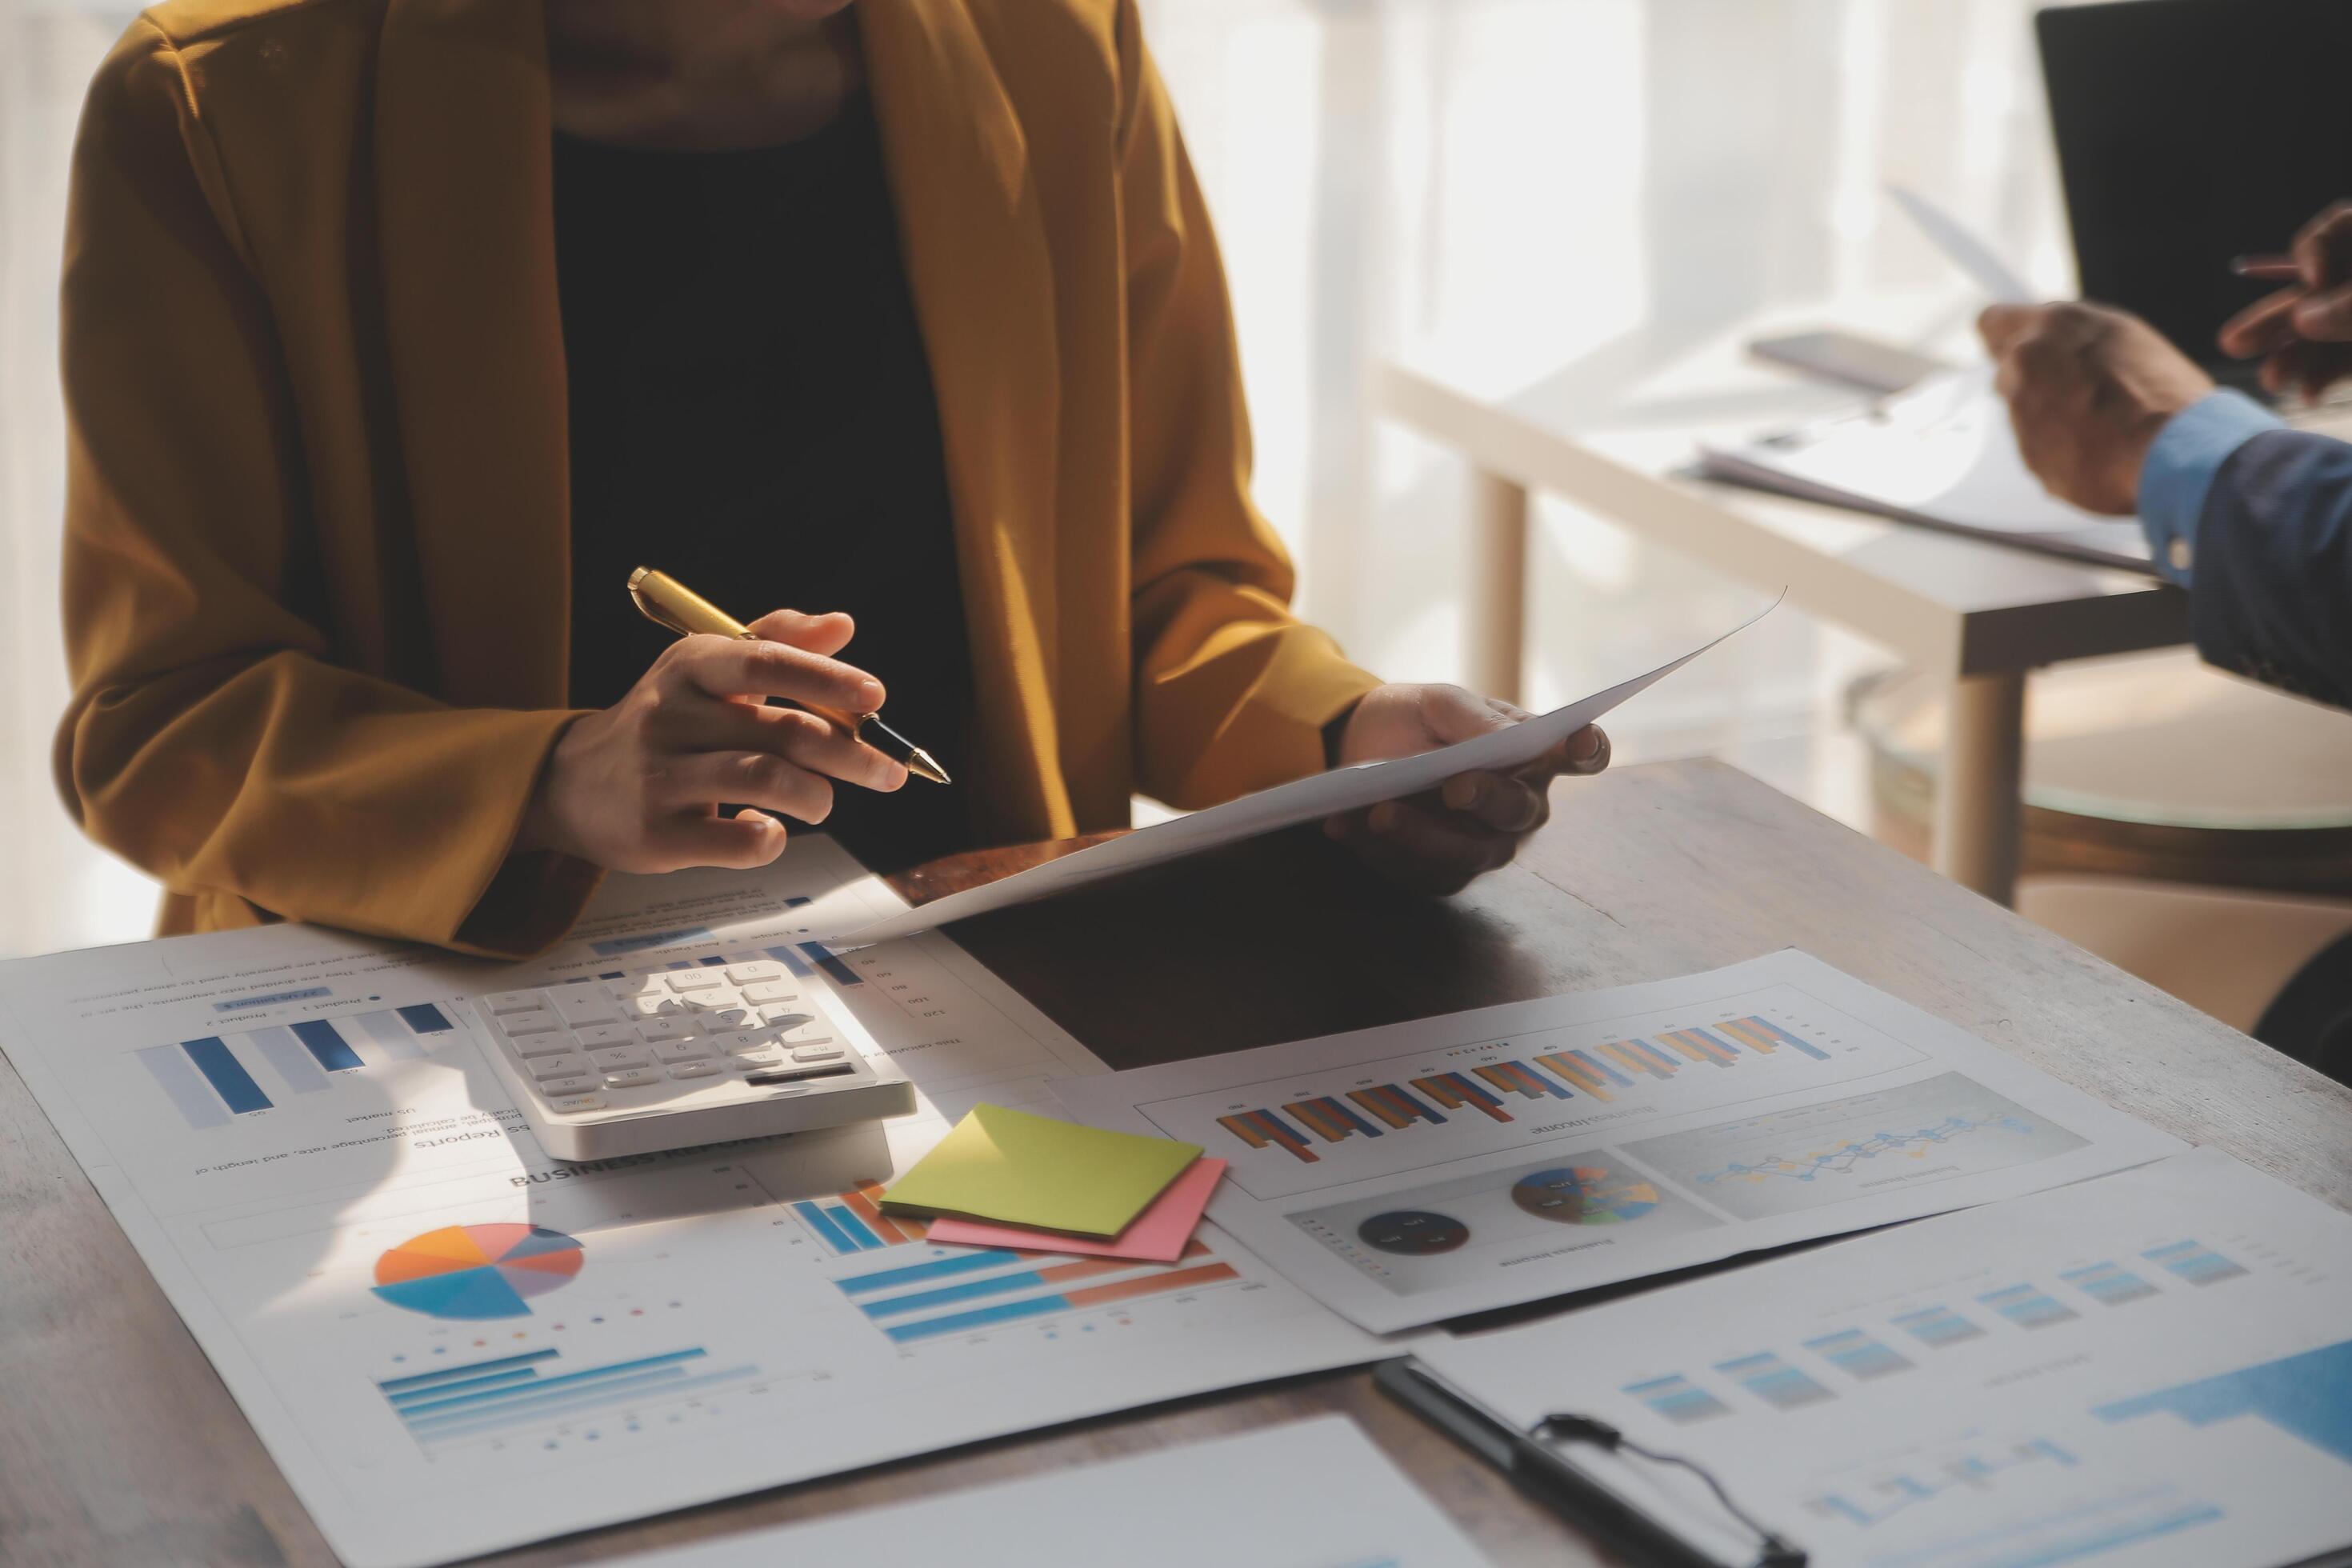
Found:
2038,0 -> 2352,394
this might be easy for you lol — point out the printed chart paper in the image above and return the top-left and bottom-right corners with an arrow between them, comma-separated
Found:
608,1416 -> 1494,1567
1047,951 -> 2185,1331
822,598 -> 1776,947
0,838 -> 1378,1568
1418,1150 -> 2352,1568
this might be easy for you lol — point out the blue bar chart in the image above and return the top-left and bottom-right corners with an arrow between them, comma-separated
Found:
2142,1239 -> 2249,1286
377,1344 -> 762,1447
136,1002 -> 460,1131
829,1238 -> 1243,1346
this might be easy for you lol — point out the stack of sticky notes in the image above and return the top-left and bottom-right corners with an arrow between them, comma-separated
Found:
881,1103 -> 1223,1264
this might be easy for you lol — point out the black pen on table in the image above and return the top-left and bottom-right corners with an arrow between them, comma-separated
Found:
627,566 -> 951,786
1375,1359 -> 1806,1568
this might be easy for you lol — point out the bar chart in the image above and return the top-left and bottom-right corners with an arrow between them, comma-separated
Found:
790,1181 -> 930,1254
827,1237 -> 1245,1347
2142,1238 -> 2249,1286
1205,1014 -> 1849,1169
1978,1282 -> 2081,1330
134,1002 -> 458,1130
377,1342 -> 763,1450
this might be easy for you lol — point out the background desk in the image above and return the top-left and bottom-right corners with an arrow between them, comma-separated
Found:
2,760 -> 2346,1566
1378,298 -> 2213,909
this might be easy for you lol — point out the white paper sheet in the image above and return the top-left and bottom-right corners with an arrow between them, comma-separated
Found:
820,599 -> 1776,947
0,838 -> 1380,1568
1418,1149 -> 2352,1568
1697,368 -> 2158,573
1888,183 -> 2033,305
1046,951 -> 2186,1333
610,1416 -> 1491,1567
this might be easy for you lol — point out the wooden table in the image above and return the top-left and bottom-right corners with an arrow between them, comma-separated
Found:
1378,294 -> 2212,906
4,760 -> 2347,1566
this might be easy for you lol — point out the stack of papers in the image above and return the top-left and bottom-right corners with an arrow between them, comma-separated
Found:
1697,366 -> 2160,574
882,1103 -> 1209,1250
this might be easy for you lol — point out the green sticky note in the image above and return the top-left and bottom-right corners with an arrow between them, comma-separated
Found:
880,1103 -> 1203,1238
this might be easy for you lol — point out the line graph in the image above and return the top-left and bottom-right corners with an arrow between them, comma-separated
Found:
1626,1074 -> 2088,1220
1688,1111 -> 2038,1188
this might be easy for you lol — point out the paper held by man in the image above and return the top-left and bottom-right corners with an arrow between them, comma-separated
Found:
814,597 -> 1780,949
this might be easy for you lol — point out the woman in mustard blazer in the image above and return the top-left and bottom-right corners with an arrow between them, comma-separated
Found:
57,0 -> 1602,958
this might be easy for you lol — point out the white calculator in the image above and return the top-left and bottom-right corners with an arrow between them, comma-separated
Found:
474,959 -> 915,1161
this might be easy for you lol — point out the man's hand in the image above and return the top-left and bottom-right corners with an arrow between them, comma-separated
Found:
2219,201 -> 2352,399
519,609 -> 906,874
1978,302 -> 2214,514
1323,683 -> 1609,896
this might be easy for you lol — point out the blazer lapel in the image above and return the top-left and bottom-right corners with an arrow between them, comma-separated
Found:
861,0 -> 1073,839
375,0 -> 573,710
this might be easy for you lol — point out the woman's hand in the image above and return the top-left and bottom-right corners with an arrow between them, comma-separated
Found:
1323,683 -> 1609,894
519,609 -> 906,873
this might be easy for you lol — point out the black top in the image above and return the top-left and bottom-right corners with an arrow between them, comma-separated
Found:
553,96 -> 974,870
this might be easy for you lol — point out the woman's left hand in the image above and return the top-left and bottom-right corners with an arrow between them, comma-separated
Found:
1323,682 -> 1609,894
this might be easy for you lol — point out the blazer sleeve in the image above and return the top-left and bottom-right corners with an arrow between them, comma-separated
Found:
1112,6 -> 1382,809
2191,429 -> 2352,711
53,24 -> 599,958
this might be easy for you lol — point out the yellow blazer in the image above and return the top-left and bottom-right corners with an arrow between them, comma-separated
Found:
57,0 -> 1380,958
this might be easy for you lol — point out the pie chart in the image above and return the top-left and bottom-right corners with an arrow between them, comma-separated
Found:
1357,1210 -> 1471,1255
1512,1166 -> 1660,1225
371,1223 -> 584,1319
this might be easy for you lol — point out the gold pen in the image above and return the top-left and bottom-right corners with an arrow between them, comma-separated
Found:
628,566 -> 951,786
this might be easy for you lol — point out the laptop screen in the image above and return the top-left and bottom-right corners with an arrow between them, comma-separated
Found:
2038,0 -> 2352,374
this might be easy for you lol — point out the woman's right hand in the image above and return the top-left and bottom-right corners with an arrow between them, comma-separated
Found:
518,609 -> 906,873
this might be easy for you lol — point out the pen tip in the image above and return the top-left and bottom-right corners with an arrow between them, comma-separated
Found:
905,749 -> 952,786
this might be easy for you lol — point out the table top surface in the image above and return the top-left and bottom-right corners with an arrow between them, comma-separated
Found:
4,758 -> 2347,1567
1382,291 -> 2209,672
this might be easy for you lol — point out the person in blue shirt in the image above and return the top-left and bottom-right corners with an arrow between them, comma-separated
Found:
1979,204 -> 2352,1082
1978,199 -> 2352,711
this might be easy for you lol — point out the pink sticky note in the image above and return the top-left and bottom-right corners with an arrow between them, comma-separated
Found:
926,1158 -> 1226,1263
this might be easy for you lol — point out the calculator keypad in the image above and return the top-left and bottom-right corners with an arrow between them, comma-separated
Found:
486,966 -> 866,1116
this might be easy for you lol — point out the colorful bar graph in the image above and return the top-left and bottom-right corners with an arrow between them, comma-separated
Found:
1594,1040 -> 1670,1081
2061,1261 -> 2161,1306
1471,1061 -> 1570,1101
1218,1109 -> 1320,1162
1283,1096 -> 1385,1142
1624,1374 -> 1733,1425
1411,1073 -> 1513,1122
2142,1239 -> 2250,1286
1717,1016 -> 1834,1061
1658,1028 -> 1738,1066
243,1026 -> 332,1094
1979,1283 -> 2080,1329
1714,1351 -> 1836,1410
178,1037 -> 273,1115
870,1256 -> 1239,1344
1346,1084 -> 1446,1129
1890,1305 -> 1986,1348
292,1019 -> 365,1072
1535,1052 -> 1614,1100
797,1182 -> 924,1253
1803,1329 -> 1914,1380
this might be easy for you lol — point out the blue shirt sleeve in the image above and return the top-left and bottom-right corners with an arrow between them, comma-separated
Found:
2138,390 -> 2283,584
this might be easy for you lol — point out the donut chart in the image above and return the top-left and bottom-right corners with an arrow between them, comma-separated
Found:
1357,1210 -> 1470,1254
1512,1166 -> 1660,1225
371,1223 -> 585,1319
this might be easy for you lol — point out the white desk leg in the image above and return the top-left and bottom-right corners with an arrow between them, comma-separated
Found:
1933,670 -> 2026,906
1469,470 -> 1530,705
